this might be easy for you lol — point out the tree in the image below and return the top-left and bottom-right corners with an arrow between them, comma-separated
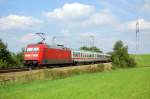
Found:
111,40 -> 136,68
0,39 -> 16,68
80,46 -> 89,51
80,46 -> 102,53
12,50 -> 24,67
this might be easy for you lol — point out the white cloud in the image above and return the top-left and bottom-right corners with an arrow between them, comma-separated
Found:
0,14 -> 42,31
43,2 -> 118,30
44,2 -> 94,21
142,0 -> 150,12
81,9 -> 117,27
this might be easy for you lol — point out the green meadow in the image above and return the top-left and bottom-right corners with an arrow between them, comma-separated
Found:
0,54 -> 150,99
0,67 -> 150,99
134,54 -> 150,67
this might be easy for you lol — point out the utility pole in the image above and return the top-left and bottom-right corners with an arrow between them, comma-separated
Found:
90,35 -> 95,47
136,21 -> 139,55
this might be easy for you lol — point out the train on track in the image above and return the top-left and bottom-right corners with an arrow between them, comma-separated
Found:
23,33 -> 111,68
24,43 -> 111,68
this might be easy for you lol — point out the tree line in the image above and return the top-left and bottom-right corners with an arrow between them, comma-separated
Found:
0,39 -> 23,69
80,46 -> 102,53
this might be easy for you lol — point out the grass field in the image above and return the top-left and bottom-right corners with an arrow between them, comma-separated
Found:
0,67 -> 150,99
134,54 -> 150,67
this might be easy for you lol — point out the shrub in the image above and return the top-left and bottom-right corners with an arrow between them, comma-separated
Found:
0,39 -> 16,69
0,60 -> 8,69
111,40 -> 136,68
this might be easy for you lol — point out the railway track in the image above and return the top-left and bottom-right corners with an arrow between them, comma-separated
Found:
0,62 -> 111,73
0,66 -> 57,73
0,68 -> 30,73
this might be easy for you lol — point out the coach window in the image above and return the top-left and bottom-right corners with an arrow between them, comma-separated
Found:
79,53 -> 81,58
76,53 -> 79,57
74,52 -> 76,57
75,53 -> 77,57
75,52 -> 77,57
89,54 -> 91,58
76,53 -> 78,57
73,52 -> 75,57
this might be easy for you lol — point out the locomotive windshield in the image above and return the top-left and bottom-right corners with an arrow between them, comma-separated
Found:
26,47 -> 39,52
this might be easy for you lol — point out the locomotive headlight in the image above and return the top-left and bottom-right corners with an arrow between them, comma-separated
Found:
25,54 -> 31,57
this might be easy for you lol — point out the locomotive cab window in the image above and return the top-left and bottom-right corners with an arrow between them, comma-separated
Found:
26,48 -> 33,52
33,48 -> 39,51
26,47 -> 39,52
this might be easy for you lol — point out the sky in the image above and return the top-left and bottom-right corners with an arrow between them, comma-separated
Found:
0,0 -> 150,54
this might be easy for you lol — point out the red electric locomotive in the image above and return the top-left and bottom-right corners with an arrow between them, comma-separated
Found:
24,43 -> 72,67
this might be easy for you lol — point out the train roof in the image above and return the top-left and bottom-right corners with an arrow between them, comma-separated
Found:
26,43 -> 110,56
26,43 -> 71,50
72,50 -> 102,54
72,49 -> 111,56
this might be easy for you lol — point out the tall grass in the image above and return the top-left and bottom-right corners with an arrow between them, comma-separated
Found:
0,63 -> 112,84
0,67 -> 149,99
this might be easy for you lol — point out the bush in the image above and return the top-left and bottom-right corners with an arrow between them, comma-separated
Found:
111,40 -> 136,68
0,39 -> 24,69
0,39 -> 16,69
0,60 -> 8,69
12,51 -> 24,67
